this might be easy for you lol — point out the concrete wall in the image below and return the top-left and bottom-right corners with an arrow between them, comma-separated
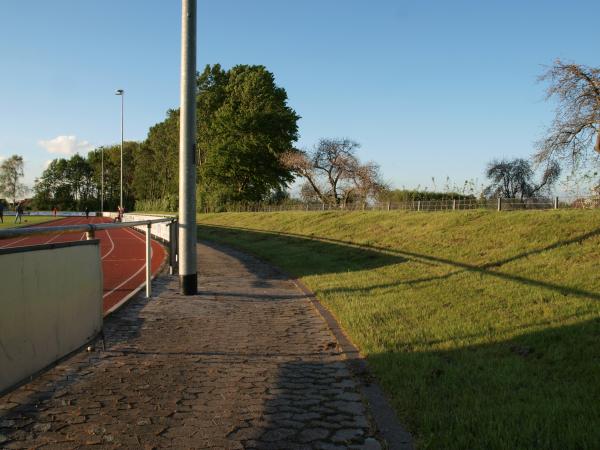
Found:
102,212 -> 174,242
0,241 -> 103,394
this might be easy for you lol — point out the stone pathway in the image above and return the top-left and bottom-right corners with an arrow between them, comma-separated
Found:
0,242 -> 400,449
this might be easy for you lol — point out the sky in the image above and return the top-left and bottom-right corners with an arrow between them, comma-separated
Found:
0,0 -> 599,194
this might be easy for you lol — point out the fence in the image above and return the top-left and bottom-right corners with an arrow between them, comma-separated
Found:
0,216 -> 175,393
0,217 -> 177,298
199,196 -> 600,213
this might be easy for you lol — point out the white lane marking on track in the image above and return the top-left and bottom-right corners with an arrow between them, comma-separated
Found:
101,229 -> 115,260
103,264 -> 145,299
0,236 -> 29,248
102,225 -> 159,300
44,216 -> 80,244
122,226 -> 154,260
0,216 -> 77,248
123,226 -> 146,243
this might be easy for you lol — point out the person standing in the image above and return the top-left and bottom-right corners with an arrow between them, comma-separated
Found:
14,202 -> 23,224
85,206 -> 90,219
0,202 -> 4,223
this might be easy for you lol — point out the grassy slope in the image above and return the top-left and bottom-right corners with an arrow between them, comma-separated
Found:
197,210 -> 600,449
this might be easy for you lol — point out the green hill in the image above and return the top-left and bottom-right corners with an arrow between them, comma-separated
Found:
197,210 -> 600,449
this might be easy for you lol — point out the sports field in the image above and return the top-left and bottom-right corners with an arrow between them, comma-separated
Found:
0,215 -> 59,229
0,216 -> 166,313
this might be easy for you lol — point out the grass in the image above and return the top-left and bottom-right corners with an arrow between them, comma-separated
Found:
0,215 -> 60,230
196,210 -> 600,449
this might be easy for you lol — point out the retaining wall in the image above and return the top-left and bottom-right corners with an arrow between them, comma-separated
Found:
0,241 -> 103,393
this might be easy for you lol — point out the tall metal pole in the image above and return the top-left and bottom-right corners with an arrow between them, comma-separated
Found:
120,91 -> 124,210
115,89 -> 124,210
178,0 -> 197,295
101,147 -> 104,213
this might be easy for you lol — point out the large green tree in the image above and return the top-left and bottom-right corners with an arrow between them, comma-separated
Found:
199,65 -> 299,206
135,64 -> 299,209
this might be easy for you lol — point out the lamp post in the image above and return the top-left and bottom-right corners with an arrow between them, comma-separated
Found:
115,89 -> 124,210
178,0 -> 197,295
100,147 -> 104,213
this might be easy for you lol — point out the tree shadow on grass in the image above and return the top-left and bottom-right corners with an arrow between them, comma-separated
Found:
367,317 -> 600,449
198,224 -> 600,302
198,224 -> 407,278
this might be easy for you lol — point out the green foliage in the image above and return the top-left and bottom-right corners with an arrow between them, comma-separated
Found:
201,65 -> 299,205
137,64 -> 299,209
33,143 -> 139,211
197,210 -> 600,449
132,110 -> 179,201
134,195 -> 178,213
378,189 -> 475,202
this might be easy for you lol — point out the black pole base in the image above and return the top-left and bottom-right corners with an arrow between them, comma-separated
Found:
179,273 -> 198,295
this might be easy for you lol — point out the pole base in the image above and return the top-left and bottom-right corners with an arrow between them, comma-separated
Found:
179,273 -> 198,295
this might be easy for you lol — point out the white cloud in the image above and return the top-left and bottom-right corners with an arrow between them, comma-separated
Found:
38,135 -> 93,156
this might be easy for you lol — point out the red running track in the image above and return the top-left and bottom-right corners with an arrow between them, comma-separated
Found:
0,216 -> 166,314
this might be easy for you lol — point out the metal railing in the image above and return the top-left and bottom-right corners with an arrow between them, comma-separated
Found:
0,217 -> 177,299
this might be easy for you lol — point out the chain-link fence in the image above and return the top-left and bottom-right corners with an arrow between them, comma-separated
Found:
199,196 -> 600,213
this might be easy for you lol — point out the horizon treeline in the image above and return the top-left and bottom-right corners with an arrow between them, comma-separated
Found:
33,64 -> 299,212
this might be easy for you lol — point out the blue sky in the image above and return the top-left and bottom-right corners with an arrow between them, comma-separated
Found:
0,0 -> 598,194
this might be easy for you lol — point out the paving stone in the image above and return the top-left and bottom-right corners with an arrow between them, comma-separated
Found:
298,427 -> 330,442
332,428 -> 365,443
0,242 -> 385,448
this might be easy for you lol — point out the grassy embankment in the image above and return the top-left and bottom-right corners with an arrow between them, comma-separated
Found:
0,216 -> 59,230
197,210 -> 600,449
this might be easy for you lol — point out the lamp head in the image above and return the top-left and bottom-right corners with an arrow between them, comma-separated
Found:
115,89 -> 124,95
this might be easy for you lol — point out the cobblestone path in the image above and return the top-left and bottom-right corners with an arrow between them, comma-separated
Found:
0,242 -> 390,449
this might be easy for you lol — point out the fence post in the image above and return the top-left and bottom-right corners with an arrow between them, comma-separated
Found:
497,197 -> 502,212
417,200 -> 421,212
554,196 -> 559,209
146,223 -> 152,298
387,201 -> 391,211
452,199 -> 456,211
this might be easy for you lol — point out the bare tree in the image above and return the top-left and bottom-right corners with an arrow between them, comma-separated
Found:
0,155 -> 28,206
484,158 -> 560,199
282,138 -> 383,206
535,60 -> 600,174
342,161 -> 386,207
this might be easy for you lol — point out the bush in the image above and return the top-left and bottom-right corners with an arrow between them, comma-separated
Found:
135,195 -> 178,213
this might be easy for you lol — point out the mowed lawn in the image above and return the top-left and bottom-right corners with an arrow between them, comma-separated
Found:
197,210 -> 600,449
0,215 -> 59,230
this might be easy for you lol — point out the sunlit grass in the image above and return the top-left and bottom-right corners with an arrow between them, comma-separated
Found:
0,215 -> 59,230
197,210 -> 600,449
